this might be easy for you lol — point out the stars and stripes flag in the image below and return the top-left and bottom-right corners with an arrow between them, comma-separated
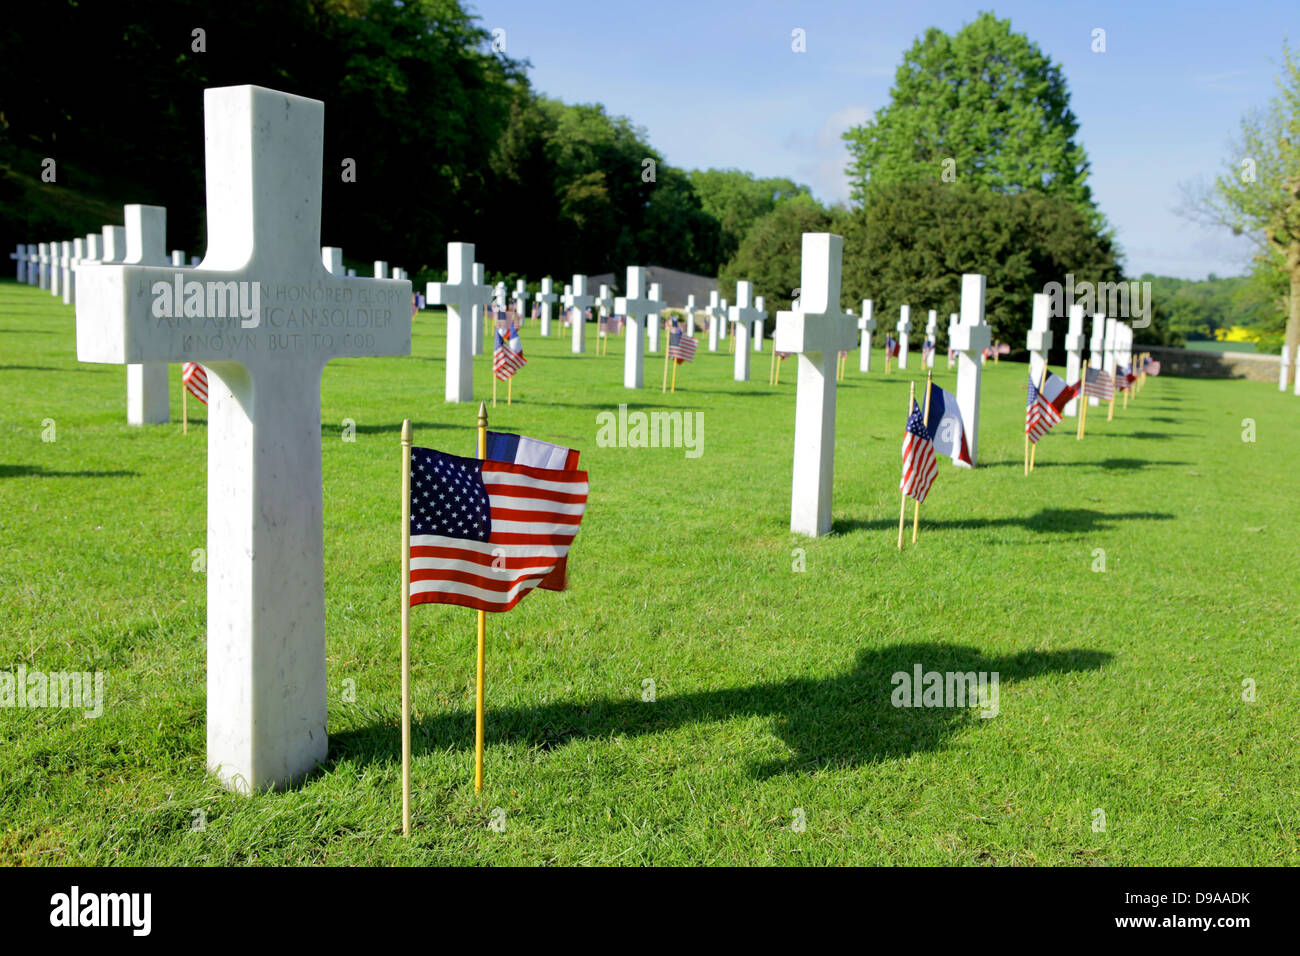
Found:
181,362 -> 208,405
1026,372 -> 1064,444
493,326 -> 526,381
900,399 -> 939,503
408,443 -> 588,613
1084,366 -> 1115,400
668,323 -> 697,363
599,314 -> 623,337
1116,364 -> 1136,391
922,339 -> 934,360
485,430 -> 580,591
1145,359 -> 1161,376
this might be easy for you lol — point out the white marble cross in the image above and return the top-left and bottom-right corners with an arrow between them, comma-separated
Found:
56,241 -> 72,298
950,274 -> 991,466
171,250 -> 187,267
321,247 -> 344,276
373,260 -> 389,279
83,234 -> 102,271
471,263 -> 492,356
1027,292 -> 1054,385
896,305 -> 913,369
65,239 -> 84,305
729,281 -> 764,381
857,299 -> 877,372
1088,313 -> 1106,405
493,281 -> 508,310
647,282 -> 664,353
26,244 -> 40,285
615,267 -> 664,388
1281,344 -> 1293,392
427,241 -> 484,402
774,233 -> 858,537
753,295 -> 769,352
37,242 -> 51,293
10,243 -> 27,283
535,277 -> 558,336
512,279 -> 528,320
75,85 -> 412,793
925,309 -> 938,368
685,294 -> 697,336
706,291 -> 724,352
102,225 -> 126,265
564,274 -> 594,353
122,204 -> 172,425
1064,304 -> 1086,415
1103,317 -> 1118,384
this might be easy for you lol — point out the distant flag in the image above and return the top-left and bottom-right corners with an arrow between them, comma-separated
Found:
1083,366 -> 1115,401
997,343 -> 1011,355
1145,359 -> 1161,376
922,338 -> 934,361
1025,373 -> 1063,444
668,322 -> 697,363
923,381 -> 972,468
493,326 -> 526,381
886,335 -> 900,358
1040,369 -> 1082,415
182,362 -> 208,405
1116,364 -> 1136,391
900,399 -> 939,503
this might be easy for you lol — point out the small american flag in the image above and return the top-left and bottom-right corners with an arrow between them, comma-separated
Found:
493,326 -> 526,381
1025,374 -> 1062,444
900,399 -> 938,503
408,446 -> 588,613
1084,366 -> 1115,400
182,362 -> 208,405
1145,359 -> 1161,376
1116,364 -> 1136,391
668,323 -> 697,363
922,339 -> 934,359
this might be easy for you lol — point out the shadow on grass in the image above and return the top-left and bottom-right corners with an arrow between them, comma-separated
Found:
332,643 -> 1110,778
833,507 -> 1174,536
321,420 -> 460,437
983,458 -> 1191,472
0,464 -> 140,479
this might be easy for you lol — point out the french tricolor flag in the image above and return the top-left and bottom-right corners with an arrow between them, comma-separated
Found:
924,382 -> 973,468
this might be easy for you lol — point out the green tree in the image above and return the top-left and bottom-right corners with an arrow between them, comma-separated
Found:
718,195 -> 833,309
842,12 -> 1097,224
1188,41 -> 1300,377
838,182 -> 1127,351
687,169 -> 810,265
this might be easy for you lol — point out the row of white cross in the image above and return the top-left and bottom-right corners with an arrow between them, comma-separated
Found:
48,83 -> 1136,797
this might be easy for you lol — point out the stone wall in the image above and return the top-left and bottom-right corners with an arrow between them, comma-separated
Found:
1145,345 -> 1280,383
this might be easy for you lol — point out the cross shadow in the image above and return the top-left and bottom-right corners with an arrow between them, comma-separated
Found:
322,420 -> 460,437
0,364 -> 85,372
983,458 -> 1190,471
536,400 -> 706,412
1099,431 -> 1175,440
331,643 -> 1110,779
0,464 -> 140,479
832,507 -> 1174,536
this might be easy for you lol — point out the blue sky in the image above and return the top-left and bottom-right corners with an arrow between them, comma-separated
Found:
467,0 -> 1294,280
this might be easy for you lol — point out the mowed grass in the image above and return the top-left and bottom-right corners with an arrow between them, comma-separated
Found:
1,277 -> 1298,866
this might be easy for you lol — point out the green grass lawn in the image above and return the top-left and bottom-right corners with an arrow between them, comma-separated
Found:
1,277 -> 1298,866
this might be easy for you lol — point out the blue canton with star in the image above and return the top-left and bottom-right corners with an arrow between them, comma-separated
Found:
410,447 -> 492,541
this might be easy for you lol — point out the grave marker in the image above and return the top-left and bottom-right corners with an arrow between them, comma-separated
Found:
950,274 -> 990,466
615,267 -> 663,388
10,243 -> 27,283
321,247 -> 344,276
374,260 -> 389,279
896,305 -> 912,369
685,293 -> 697,336
858,299 -> 876,372
647,282 -> 664,353
123,204 -> 172,425
925,310 -> 938,368
65,239 -> 84,305
426,241 -> 483,402
1064,303 -> 1086,416
535,277 -> 558,336
74,85 -> 412,792
729,281 -> 763,381
774,234 -> 857,537
564,274 -> 594,354
1027,292 -> 1053,385
706,290 -> 724,352
1089,313 -> 1106,405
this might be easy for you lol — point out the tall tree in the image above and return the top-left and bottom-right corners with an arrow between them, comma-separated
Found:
842,12 -> 1097,223
1191,42 -> 1300,382
687,169 -> 810,265
718,194 -> 834,310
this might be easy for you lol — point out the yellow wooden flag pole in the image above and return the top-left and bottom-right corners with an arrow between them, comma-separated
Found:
182,384 -> 188,436
662,321 -> 672,393
769,344 -> 777,385
671,355 -> 679,393
775,353 -> 783,386
492,374 -> 497,408
912,370 -> 933,544
399,418 -> 413,835
898,380 -> 916,550
1077,360 -> 1089,441
507,375 -> 512,406
474,402 -> 488,793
